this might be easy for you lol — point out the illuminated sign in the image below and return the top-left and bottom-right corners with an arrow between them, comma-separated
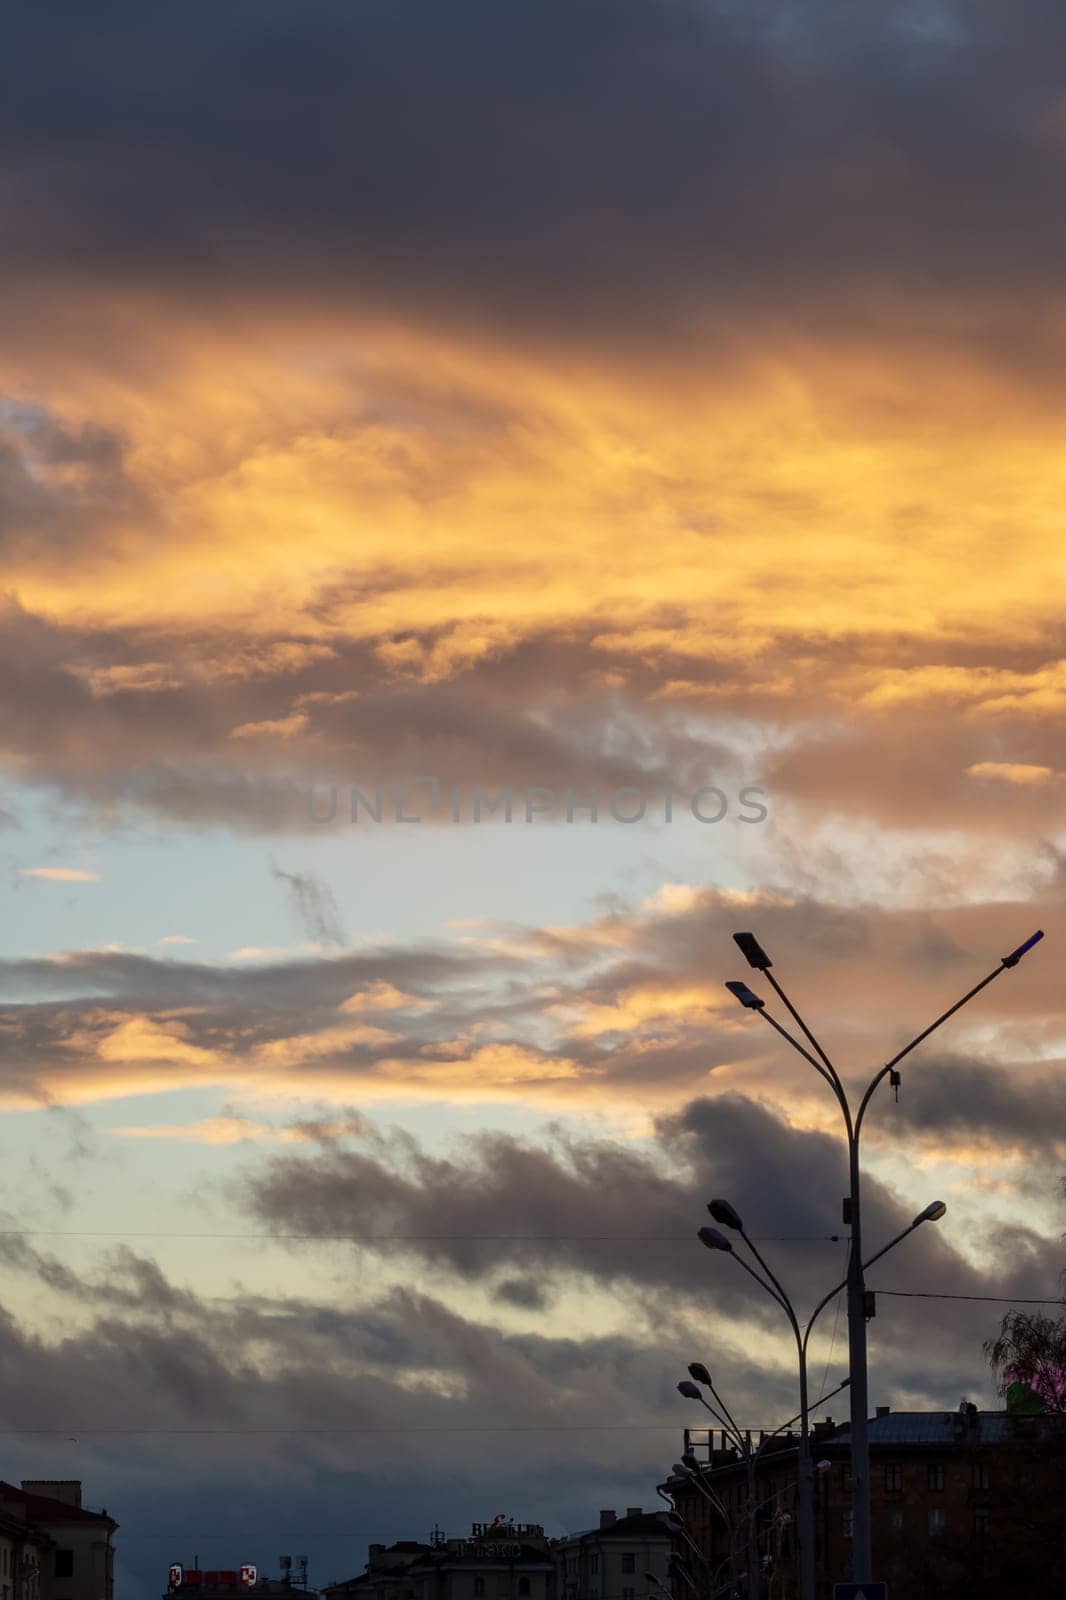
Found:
167,1566 -> 256,1590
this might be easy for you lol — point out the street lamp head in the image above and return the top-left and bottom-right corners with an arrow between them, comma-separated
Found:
677,1379 -> 703,1400
725,980 -> 765,1011
733,932 -> 773,970
1001,929 -> 1044,969
697,1226 -> 734,1253
687,1361 -> 712,1386
707,1198 -> 744,1231
915,1199 -> 947,1224
814,1460 -> 831,1474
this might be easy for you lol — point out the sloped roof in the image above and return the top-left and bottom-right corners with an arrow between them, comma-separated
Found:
561,1512 -> 673,1544
828,1410 -> 1043,1447
0,1482 -> 117,1528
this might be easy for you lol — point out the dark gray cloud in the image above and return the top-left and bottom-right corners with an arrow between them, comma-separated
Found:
0,402 -> 148,560
890,1054 -> 1066,1160
241,1093 -> 1065,1326
3,1 -> 1066,373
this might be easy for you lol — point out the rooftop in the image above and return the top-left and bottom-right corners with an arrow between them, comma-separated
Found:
0,1482 -> 116,1529
828,1409 -> 1051,1447
557,1512 -> 672,1544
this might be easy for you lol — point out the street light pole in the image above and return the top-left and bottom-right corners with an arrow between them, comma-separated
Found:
725,927 -> 1044,1586
678,1371 -> 850,1600
696,1200 -> 947,1600
695,1223 -> 815,1600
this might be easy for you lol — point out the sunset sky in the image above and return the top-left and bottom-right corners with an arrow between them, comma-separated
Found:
1,2 -> 1064,1596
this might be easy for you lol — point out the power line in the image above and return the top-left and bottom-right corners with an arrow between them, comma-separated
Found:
0,1229 -> 846,1243
0,1420 -> 821,1437
1,1423 -> 684,1436
875,1290 -> 1064,1305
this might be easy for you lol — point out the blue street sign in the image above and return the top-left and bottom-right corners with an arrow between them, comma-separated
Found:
833,1586 -> 888,1600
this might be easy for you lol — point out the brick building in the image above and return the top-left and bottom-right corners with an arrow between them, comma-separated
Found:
665,1402 -> 1066,1599
552,1508 -> 673,1600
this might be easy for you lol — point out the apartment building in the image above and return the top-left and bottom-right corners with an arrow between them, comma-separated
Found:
0,1506 -> 49,1600
0,1483 -> 116,1600
666,1402 -> 1066,1599
553,1509 -> 673,1600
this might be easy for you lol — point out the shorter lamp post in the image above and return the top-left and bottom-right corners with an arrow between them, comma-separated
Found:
676,1369 -> 850,1600
658,1479 -> 739,1599
695,1196 -> 946,1600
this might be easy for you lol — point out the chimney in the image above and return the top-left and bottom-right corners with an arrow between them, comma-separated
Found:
625,1508 -> 641,1519
876,1406 -> 890,1418
599,1511 -> 616,1530
21,1482 -> 82,1508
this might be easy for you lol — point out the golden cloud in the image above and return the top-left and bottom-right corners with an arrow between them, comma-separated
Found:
18,867 -> 99,883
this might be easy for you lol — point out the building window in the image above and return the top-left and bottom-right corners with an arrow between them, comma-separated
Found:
842,1467 -> 854,1493
622,1591 -> 634,1600
54,1554 -> 74,1580
843,1510 -> 853,1539
927,1463 -> 945,1492
928,1509 -> 945,1537
475,1579 -> 485,1596
621,1557 -> 635,1575
589,1559 -> 599,1576
884,1464 -> 903,1492
972,1461 -> 990,1490
519,1581 -> 531,1596
974,1510 -> 990,1537
889,1511 -> 903,1533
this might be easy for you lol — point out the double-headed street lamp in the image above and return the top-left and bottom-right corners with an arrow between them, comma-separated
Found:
693,1196 -> 946,1600
675,1365 -> 850,1600
723,925 -> 1044,1587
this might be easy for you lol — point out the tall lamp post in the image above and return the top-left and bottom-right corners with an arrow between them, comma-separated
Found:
691,1199 -> 945,1600
723,926 -> 1044,1585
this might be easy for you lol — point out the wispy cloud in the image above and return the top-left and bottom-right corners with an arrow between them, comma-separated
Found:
17,867 -> 99,882
111,1115 -> 269,1145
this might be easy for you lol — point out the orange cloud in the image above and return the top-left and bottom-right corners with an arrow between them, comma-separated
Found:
112,1115 -> 269,1144
18,867 -> 99,883
967,761 -> 1061,785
